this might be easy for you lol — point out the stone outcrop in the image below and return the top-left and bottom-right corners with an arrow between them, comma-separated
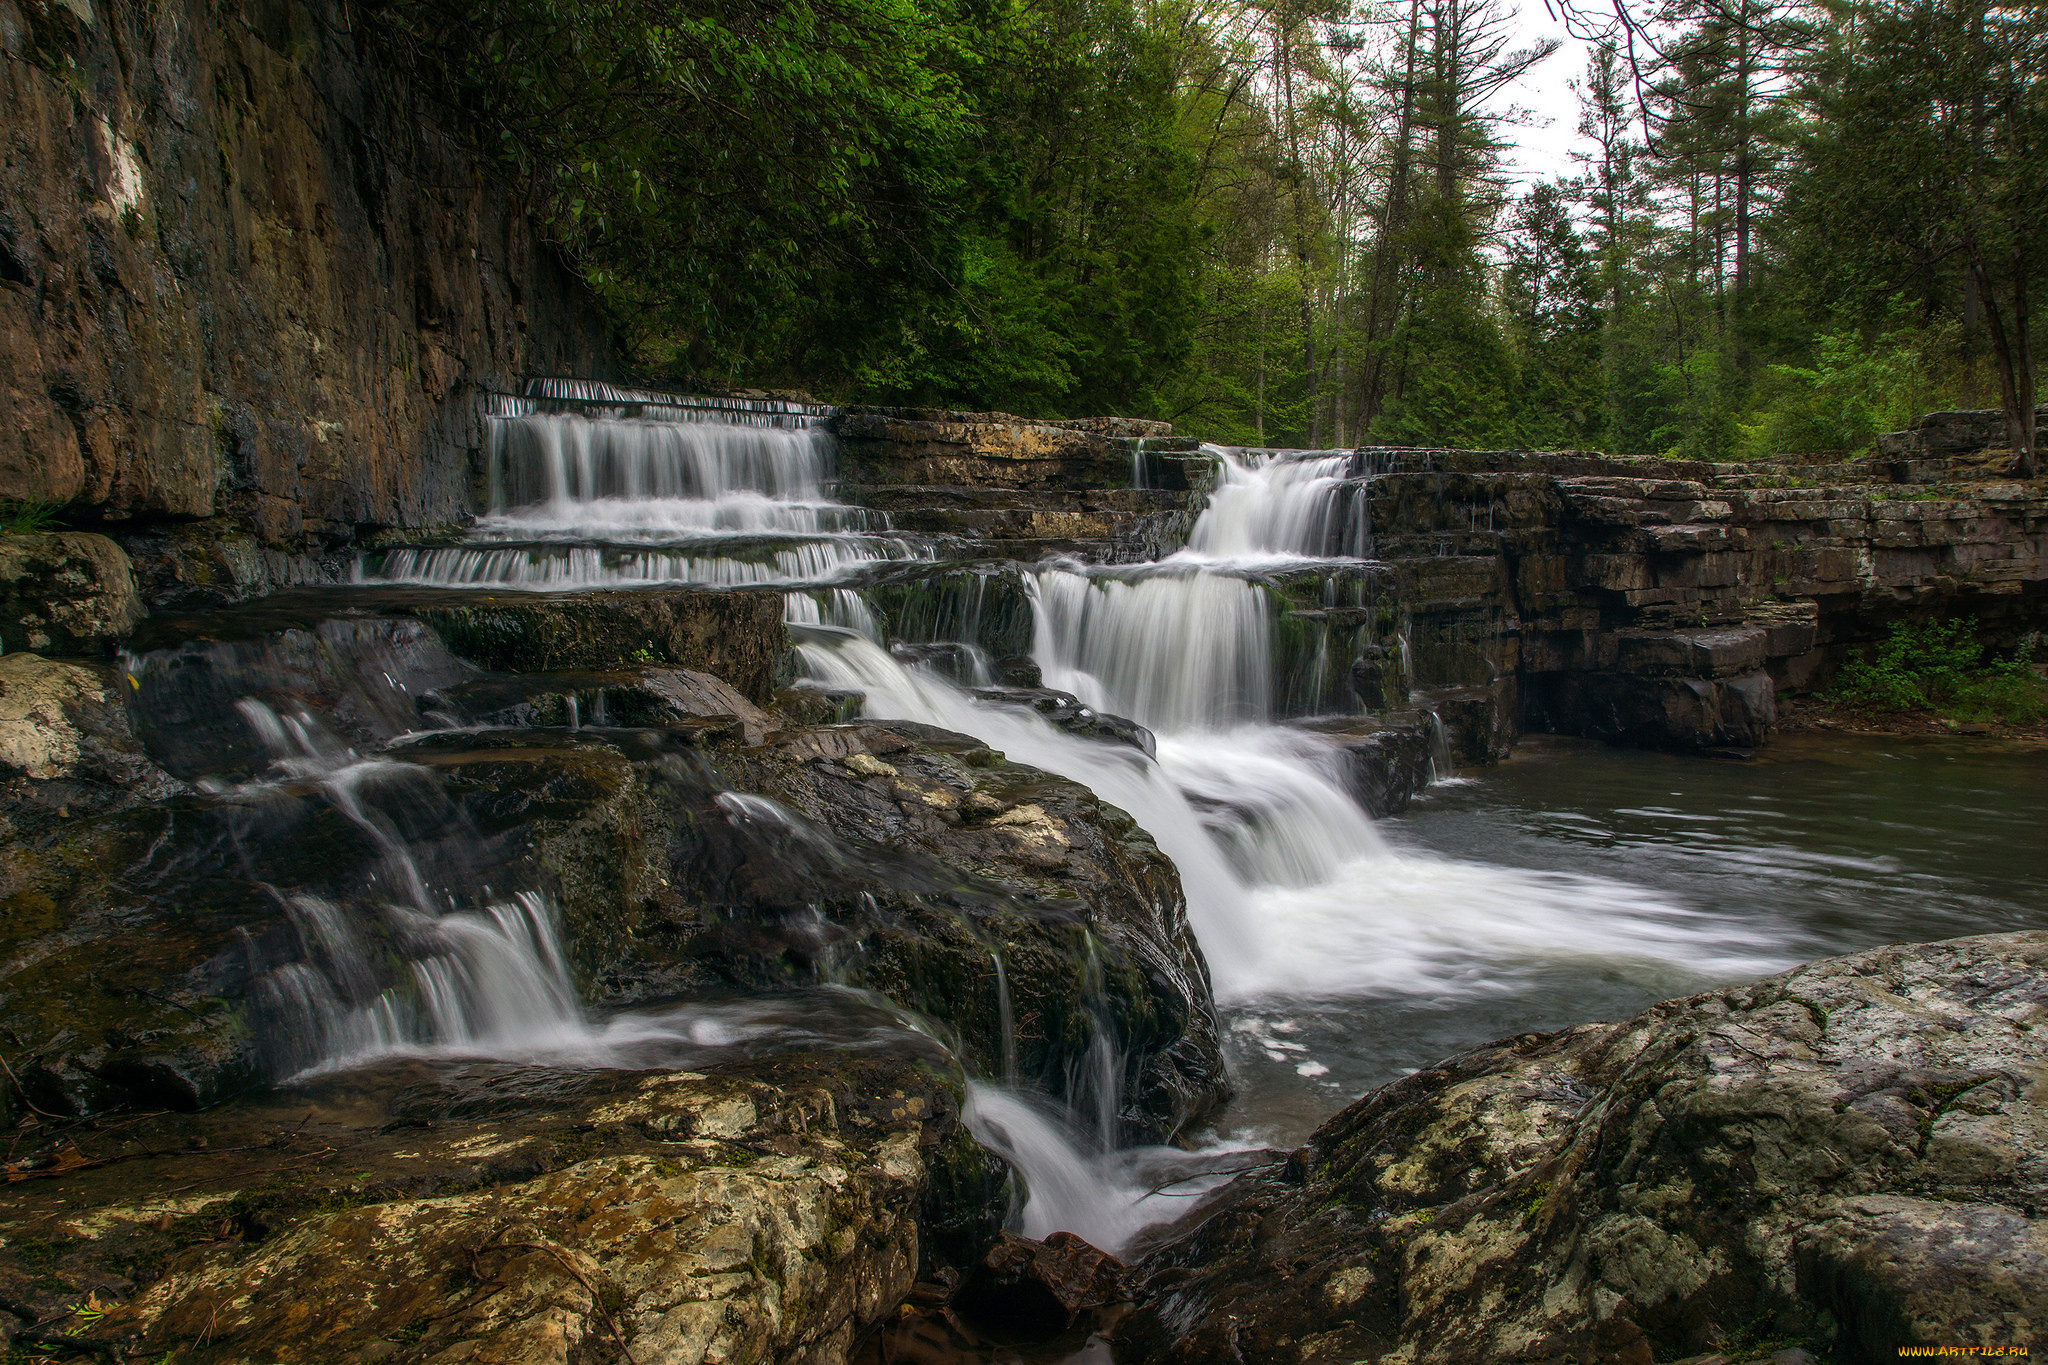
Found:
1344,449 -> 2048,753
402,586 -> 791,703
0,1054 -> 981,1365
2,602 -> 1224,1136
0,531 -> 143,652
0,648 -> 181,829
1,0 -> 610,592
1115,930 -> 2048,1364
1877,405 -> 2048,473
832,407 -> 1215,564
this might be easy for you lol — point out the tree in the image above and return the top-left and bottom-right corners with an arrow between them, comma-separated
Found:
1790,0 -> 2047,473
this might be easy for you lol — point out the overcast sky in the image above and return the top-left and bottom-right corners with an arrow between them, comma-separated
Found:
1499,4 -> 1597,188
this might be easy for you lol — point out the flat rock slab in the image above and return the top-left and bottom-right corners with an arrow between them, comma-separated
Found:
1,1054 -> 974,1365
402,588 -> 788,702
1115,930 -> 2048,1364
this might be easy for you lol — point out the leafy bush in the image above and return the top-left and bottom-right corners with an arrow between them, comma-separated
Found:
1738,311 -> 1946,459
1828,618 -> 2047,724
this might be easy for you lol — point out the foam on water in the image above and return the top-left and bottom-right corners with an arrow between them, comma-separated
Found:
358,397 -> 928,590
796,634 -> 1785,1004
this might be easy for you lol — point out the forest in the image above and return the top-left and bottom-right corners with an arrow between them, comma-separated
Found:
370,0 -> 2046,464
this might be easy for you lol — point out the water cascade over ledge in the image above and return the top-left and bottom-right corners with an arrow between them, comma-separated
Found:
212,406 -> 1804,1259
358,385 -> 936,590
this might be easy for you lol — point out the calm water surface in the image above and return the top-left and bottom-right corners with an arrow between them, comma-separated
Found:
1218,733 -> 2048,1144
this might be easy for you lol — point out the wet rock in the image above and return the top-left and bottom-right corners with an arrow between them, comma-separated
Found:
958,1231 -> 1127,1336
1115,930 -> 2048,1364
426,665 -> 778,743
0,696 -> 1223,1138
0,650 -> 183,845
1350,644 -> 1403,711
1525,667 -> 1776,751
0,532 -> 143,654
407,587 -> 787,702
969,687 -> 1156,756
892,642 -> 988,686
1303,716 -> 1435,817
0,1054 -> 974,1365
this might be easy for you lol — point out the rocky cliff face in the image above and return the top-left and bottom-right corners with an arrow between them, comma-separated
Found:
1331,449 -> 2048,755
0,0 -> 611,596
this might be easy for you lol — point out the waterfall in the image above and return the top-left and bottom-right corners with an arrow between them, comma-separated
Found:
960,1083 -> 1258,1256
1184,447 -> 1371,561
358,399 -> 932,590
1030,566 -> 1274,730
228,700 -> 934,1076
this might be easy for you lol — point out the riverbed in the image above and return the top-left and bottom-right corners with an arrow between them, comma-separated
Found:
1219,732 -> 2048,1144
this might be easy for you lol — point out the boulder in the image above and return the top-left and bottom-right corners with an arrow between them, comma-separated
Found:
1523,668 -> 1776,751
957,1230 -> 1128,1336
1115,931 -> 2048,1364
0,685 -> 1224,1136
0,532 -> 143,654
0,651 -> 181,831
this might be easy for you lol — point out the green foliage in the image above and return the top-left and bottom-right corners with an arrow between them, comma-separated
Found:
0,500 -> 65,535
1828,618 -> 2048,724
369,0 -> 2043,443
1740,311 -> 1948,457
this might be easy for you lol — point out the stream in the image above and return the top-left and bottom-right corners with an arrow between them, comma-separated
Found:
156,385 -> 2048,1270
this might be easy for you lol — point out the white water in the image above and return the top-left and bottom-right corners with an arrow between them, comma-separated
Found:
336,393 -> 1791,1253
358,401 -> 931,590
1183,447 -> 1370,563
231,700 -> 933,1076
793,440 -> 1797,1246
798,634 -> 1783,1004
961,1083 -> 1258,1256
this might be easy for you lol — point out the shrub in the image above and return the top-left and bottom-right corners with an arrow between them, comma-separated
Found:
1828,617 -> 2047,725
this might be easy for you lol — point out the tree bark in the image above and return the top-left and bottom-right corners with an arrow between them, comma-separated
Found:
1968,247 -> 2038,478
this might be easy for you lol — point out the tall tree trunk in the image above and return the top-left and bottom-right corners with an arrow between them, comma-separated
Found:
1357,0 -> 1421,432
1969,247 -> 2038,478
1276,5 -> 1319,447
1732,4 -> 1754,374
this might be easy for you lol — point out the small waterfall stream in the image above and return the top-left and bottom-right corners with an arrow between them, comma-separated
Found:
214,402 -> 1790,1258
358,387 -> 934,590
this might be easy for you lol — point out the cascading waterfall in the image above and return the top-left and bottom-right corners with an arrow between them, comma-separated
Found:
796,438 -> 1799,1250
1184,447 -> 1372,562
230,699 -> 935,1077
329,383 -> 1795,1259
358,390 -> 933,591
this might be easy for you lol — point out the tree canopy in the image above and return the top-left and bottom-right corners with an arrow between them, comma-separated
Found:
369,0 -> 2048,460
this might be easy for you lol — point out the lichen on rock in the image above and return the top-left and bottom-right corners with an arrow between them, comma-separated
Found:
1115,930 -> 2048,1364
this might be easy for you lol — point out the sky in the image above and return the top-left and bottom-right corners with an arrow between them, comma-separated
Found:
1499,3 -> 1598,187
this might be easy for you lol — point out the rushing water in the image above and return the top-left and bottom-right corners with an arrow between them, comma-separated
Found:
217,696 -> 950,1079
358,390 -> 933,589
264,400 -> 2048,1268
1218,733 -> 2048,1143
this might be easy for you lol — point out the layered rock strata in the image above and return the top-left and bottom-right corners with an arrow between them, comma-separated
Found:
1,0 -> 611,589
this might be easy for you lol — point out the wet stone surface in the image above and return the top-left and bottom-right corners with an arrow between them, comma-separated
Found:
0,1054 -> 982,1365
1113,931 -> 2048,1365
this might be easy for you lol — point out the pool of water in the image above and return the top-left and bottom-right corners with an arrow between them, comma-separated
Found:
1216,732 -> 2048,1145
